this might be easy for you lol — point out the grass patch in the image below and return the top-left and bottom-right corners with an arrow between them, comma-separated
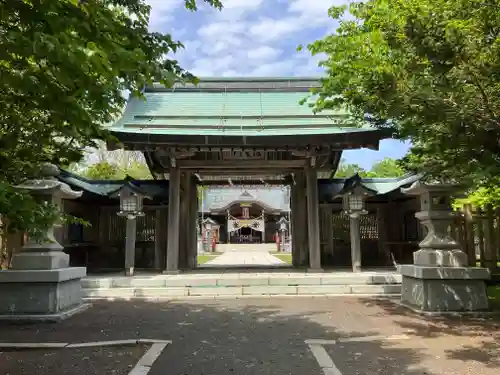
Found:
197,254 -> 220,265
488,285 -> 500,311
270,253 -> 292,264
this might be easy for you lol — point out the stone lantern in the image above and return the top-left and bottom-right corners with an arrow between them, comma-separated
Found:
203,217 -> 217,253
0,163 -> 89,321
109,180 -> 148,276
400,181 -> 491,313
338,175 -> 373,272
277,217 -> 289,252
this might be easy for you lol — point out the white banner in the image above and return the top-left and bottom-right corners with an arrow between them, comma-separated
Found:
228,218 -> 264,233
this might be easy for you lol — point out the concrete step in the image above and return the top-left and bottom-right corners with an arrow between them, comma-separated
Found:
216,244 -> 277,252
81,272 -> 402,299
83,284 -> 401,298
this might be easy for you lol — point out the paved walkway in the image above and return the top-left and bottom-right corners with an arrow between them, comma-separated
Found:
1,298 -> 499,375
204,249 -> 285,267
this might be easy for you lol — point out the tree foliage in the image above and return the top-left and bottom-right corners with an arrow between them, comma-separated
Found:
306,0 -> 500,188
335,157 -> 406,178
81,160 -> 152,180
0,0 -> 221,238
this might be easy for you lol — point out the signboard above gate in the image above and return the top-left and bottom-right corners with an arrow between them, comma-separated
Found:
222,150 -> 265,160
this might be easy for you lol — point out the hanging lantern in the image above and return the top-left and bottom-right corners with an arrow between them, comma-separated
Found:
110,181 -> 148,219
342,193 -> 365,213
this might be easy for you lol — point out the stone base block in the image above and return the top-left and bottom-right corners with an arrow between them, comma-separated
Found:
413,249 -> 468,267
0,267 -> 87,321
10,251 -> 70,270
400,265 -> 490,313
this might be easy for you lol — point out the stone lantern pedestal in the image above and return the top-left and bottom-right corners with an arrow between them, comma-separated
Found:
0,164 -> 89,322
399,181 -> 490,314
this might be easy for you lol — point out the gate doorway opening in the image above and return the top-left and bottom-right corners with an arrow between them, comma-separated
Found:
198,184 -> 292,268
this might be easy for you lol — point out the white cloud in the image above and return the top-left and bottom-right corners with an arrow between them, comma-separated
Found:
288,0 -> 344,16
246,46 -> 282,61
217,0 -> 264,20
197,21 -> 246,39
145,0 -> 183,32
249,17 -> 303,42
148,0 -> 350,76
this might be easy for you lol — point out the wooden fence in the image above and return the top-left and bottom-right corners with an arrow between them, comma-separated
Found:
452,204 -> 500,271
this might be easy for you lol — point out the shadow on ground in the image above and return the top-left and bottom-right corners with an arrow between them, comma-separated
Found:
360,297 -> 500,370
0,297 -> 495,375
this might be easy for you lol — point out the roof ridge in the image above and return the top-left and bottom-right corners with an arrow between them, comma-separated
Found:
321,173 -> 420,183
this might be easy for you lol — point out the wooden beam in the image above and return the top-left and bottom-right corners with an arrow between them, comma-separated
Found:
176,159 -> 308,169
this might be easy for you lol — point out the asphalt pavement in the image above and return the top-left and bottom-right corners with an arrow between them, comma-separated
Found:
0,298 -> 498,375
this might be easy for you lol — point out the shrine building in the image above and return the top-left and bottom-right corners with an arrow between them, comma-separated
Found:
53,77 -> 426,274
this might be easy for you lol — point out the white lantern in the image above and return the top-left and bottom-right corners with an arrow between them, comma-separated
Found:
205,220 -> 213,232
278,217 -> 288,232
114,185 -> 146,219
343,194 -> 365,212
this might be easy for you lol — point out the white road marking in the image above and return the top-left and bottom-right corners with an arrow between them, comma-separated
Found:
67,339 -> 139,348
128,342 -> 169,375
306,335 -> 410,375
307,343 -> 343,375
0,342 -> 69,348
0,339 -> 172,349
0,339 -> 170,375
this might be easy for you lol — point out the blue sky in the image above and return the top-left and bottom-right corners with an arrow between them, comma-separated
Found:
145,0 -> 410,169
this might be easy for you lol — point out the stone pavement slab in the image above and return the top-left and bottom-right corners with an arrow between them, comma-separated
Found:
0,297 -> 498,375
204,250 -> 285,266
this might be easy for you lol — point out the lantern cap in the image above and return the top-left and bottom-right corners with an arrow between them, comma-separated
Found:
203,217 -> 219,226
335,173 -> 377,198
277,216 -> 289,224
401,180 -> 463,196
108,178 -> 151,199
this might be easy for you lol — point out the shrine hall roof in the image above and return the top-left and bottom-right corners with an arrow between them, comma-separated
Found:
110,77 -> 383,139
317,173 -> 423,201
57,169 -> 169,201
57,169 -> 421,205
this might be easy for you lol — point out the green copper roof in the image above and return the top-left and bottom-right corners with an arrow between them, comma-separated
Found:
57,169 -> 169,200
111,77 -> 379,137
318,174 -> 423,201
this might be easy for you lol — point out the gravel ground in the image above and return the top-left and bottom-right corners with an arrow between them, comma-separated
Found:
0,345 -> 147,375
0,297 -> 498,375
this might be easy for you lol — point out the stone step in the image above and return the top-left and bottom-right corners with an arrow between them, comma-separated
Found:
81,273 -> 402,289
81,272 -> 402,299
82,284 -> 401,299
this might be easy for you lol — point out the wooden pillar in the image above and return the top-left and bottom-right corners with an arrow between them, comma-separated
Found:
325,207 -> 334,262
349,215 -> 362,272
290,182 -> 300,267
306,167 -> 321,270
295,172 -> 309,266
261,209 -> 266,244
484,204 -> 497,271
476,207 -> 485,266
99,207 -> 109,257
187,177 -> 198,269
464,204 -> 476,266
178,172 -> 190,270
124,217 -> 137,276
165,166 -> 180,273
154,209 -> 164,271
377,206 -> 389,266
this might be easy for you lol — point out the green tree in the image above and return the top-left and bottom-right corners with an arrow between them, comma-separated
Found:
81,160 -> 153,180
0,0 -> 222,240
334,157 -> 406,178
334,159 -> 367,177
82,162 -> 122,180
304,0 -> 500,189
364,158 -> 406,178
